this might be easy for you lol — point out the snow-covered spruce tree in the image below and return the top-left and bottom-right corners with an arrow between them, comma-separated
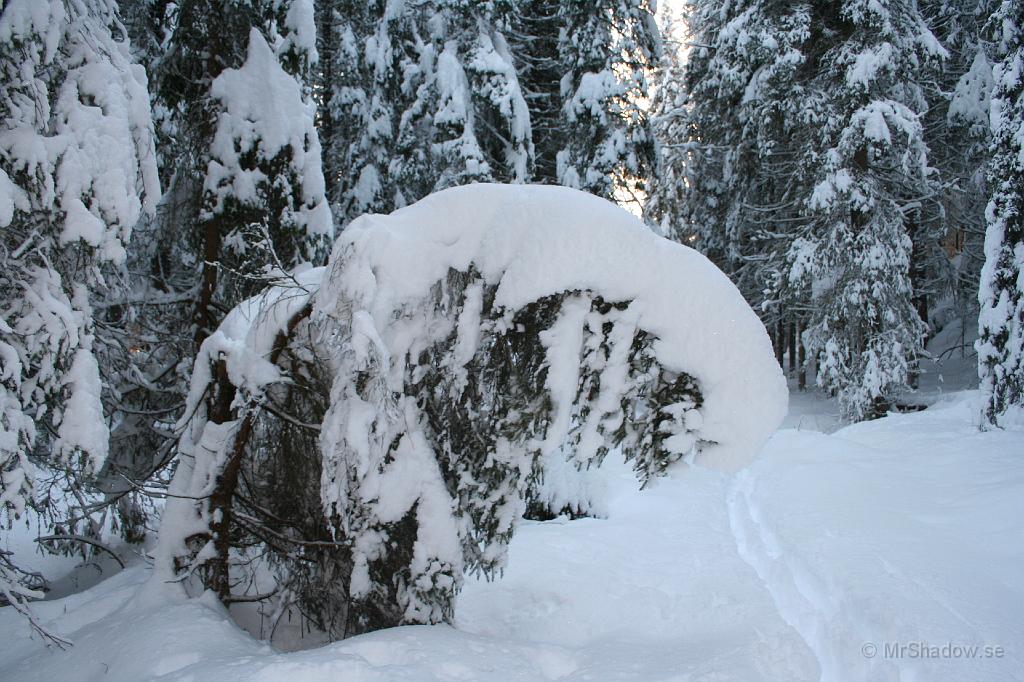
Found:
154,185 -> 787,640
915,0 -> 996,341
119,0 -> 329,353
668,0 -> 825,384
389,2 -> 497,202
644,7 -> 690,239
0,0 -> 158,641
315,0 -> 384,221
319,0 -> 659,219
672,0 -> 817,288
505,0 -> 563,184
978,0 -> 1024,425
104,1 -> 248,526
556,0 -> 659,203
315,0 -> 410,223
201,26 -> 333,295
669,0 -> 744,270
676,0 -> 951,415
787,0 -> 945,420
430,2 -> 533,190
320,0 -> 531,227
185,1 -> 330,342
153,18 -> 334,604
97,1 -> 330,527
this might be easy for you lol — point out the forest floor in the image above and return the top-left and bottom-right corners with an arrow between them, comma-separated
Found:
1,346 -> 1021,681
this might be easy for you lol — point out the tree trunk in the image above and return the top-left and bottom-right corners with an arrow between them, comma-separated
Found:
194,217 -> 222,349
788,319 -> 797,376
797,319 -> 807,391
775,319 -> 785,366
203,304 -> 313,602
208,408 -> 251,600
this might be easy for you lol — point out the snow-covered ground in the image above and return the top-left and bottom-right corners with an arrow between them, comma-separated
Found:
1,388 -> 1021,681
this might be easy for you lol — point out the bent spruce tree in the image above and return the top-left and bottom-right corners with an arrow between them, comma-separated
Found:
154,185 -> 787,641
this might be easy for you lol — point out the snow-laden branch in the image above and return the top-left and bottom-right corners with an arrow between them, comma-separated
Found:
153,184 -> 786,637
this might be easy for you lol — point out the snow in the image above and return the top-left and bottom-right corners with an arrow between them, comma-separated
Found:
0,169 -> 25,228
566,70 -> 621,121
54,346 -> 108,473
730,399 -> 1021,682
209,30 -> 309,166
948,50 -> 993,132
0,0 -> 159,264
432,39 -> 491,183
320,183 -> 786,471
2,390 -> 1022,681
204,28 -> 332,240
846,42 -> 895,90
467,29 -> 532,181
280,0 -> 318,66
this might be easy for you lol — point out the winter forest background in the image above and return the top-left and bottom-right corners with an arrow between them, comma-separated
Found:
1,0 -> 1023,667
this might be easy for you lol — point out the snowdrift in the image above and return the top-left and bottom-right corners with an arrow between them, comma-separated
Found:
156,183 -> 787,636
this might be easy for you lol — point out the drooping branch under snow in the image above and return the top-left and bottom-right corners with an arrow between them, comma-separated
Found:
154,184 -> 786,638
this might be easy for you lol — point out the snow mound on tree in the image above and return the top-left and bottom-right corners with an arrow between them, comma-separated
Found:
204,28 -> 332,242
319,183 -> 786,471
153,184 -> 787,633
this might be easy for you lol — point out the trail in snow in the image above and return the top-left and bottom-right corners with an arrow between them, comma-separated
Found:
728,394 -> 1024,682
728,467 -> 891,681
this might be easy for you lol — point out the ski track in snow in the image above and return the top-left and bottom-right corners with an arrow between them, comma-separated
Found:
728,469 -> 884,681
727,394 -> 1024,682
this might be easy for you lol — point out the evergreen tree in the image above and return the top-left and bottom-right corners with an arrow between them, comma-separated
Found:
150,0 -> 329,344
506,0 -> 563,183
680,0 -> 820,290
669,0 -> 823,385
673,0 -> 945,419
320,0 -> 659,224
670,0 -> 746,269
320,0 -> 531,227
92,0 -> 331,562
644,8 -> 690,239
319,0 -> 407,223
794,0 -> 944,419
156,184 -> 785,641
0,0 -> 158,642
978,0 -> 1024,424
916,0 -> 995,348
201,26 -> 333,291
556,0 -> 659,203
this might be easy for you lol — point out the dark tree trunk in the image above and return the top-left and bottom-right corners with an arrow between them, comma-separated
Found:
194,217 -> 222,350
775,319 -> 785,365
202,304 -> 313,602
204,357 -> 238,599
788,320 -> 797,376
797,319 -> 807,391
